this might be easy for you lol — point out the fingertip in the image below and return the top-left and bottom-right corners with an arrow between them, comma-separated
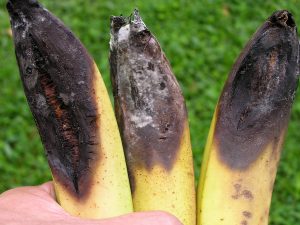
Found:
70,211 -> 183,225
39,181 -> 56,199
152,211 -> 183,225
117,211 -> 183,225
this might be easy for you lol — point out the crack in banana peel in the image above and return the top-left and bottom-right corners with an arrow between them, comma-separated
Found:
7,0 -> 100,198
215,10 -> 299,170
38,61 -> 81,193
110,10 -> 187,192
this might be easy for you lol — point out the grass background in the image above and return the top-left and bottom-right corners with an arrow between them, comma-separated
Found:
0,0 -> 300,224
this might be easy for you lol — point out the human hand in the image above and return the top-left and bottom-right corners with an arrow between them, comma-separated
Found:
0,182 -> 182,225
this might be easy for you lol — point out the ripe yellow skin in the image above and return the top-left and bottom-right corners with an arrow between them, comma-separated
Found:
197,111 -> 285,225
132,122 -> 196,225
54,63 -> 133,219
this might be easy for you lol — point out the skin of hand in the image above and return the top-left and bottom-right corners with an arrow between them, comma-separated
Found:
0,182 -> 182,225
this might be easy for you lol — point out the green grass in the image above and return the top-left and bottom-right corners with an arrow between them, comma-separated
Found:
1,0 -> 300,224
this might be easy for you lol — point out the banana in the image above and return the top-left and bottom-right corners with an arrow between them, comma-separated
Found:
7,0 -> 133,218
109,10 -> 196,225
197,10 -> 299,225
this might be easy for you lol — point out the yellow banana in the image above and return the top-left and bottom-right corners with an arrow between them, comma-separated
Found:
110,10 -> 196,225
197,10 -> 299,225
7,0 -> 133,218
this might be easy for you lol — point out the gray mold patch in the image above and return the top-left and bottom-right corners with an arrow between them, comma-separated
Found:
111,11 -> 172,130
36,94 -> 49,116
110,10 -> 187,179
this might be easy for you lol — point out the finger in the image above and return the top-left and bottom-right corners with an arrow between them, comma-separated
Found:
0,182 -> 55,200
115,211 -> 183,225
72,211 -> 183,225
38,181 -> 56,199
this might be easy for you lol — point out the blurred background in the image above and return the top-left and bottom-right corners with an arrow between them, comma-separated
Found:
0,0 -> 300,224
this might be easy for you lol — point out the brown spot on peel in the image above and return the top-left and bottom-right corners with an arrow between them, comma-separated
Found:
110,10 -> 187,192
215,10 -> 299,169
232,183 -> 254,200
242,211 -> 252,218
242,190 -> 253,200
240,220 -> 248,225
7,0 -> 100,198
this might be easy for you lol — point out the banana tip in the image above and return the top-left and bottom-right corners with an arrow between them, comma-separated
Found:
6,0 -> 41,16
110,16 -> 127,33
132,9 -> 141,23
269,10 -> 296,28
110,8 -> 147,34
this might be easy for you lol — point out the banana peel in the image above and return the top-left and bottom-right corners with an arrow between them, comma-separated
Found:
197,10 -> 299,225
7,0 -> 133,219
110,10 -> 196,225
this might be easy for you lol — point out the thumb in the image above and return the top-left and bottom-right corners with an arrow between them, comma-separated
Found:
38,181 -> 56,199
73,211 -> 183,225
36,183 -> 183,225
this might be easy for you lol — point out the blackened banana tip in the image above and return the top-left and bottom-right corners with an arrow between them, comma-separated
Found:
110,16 -> 127,33
269,10 -> 296,28
110,8 -> 142,34
215,9 -> 299,170
7,0 -> 39,5
6,0 -> 41,16
6,1 -> 13,14
132,9 -> 141,23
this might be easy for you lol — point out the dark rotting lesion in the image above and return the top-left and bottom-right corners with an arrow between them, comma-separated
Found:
110,10 -> 187,185
215,10 -> 299,170
30,36 -> 81,194
9,0 -> 101,198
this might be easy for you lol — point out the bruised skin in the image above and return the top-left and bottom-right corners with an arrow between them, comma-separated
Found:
110,10 -> 187,191
215,10 -> 299,169
7,0 -> 100,197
